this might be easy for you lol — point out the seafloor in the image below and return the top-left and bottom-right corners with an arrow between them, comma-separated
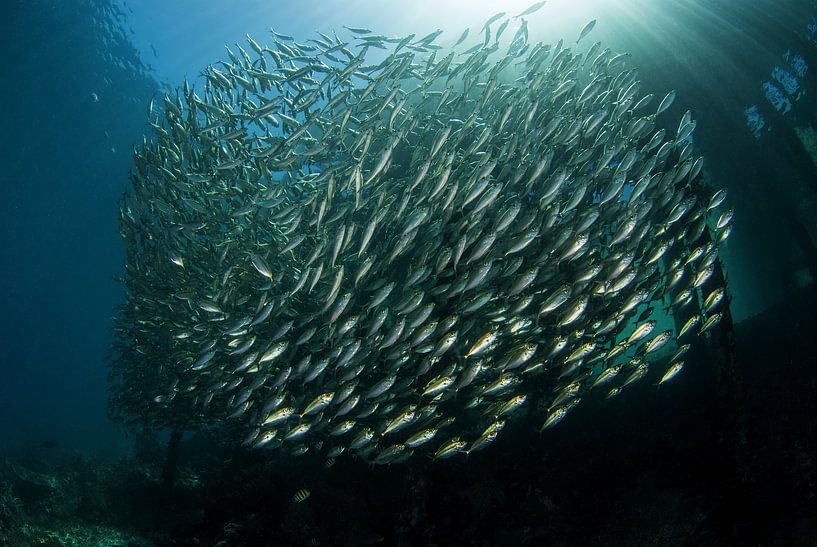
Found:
1,286 -> 815,546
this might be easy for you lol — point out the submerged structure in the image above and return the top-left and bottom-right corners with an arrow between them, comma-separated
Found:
109,15 -> 731,465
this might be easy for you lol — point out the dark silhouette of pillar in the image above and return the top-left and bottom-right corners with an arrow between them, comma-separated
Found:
162,428 -> 184,488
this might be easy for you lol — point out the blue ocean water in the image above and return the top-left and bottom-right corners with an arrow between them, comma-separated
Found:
1,0 -> 816,543
0,1 -> 157,455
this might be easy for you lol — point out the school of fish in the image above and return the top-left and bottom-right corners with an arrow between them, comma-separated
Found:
109,9 -> 733,466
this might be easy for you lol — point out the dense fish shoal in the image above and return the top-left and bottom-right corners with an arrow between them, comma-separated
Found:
109,11 -> 732,465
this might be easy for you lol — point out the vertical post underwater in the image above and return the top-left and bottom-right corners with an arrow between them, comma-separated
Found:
705,255 -> 751,538
162,428 -> 185,488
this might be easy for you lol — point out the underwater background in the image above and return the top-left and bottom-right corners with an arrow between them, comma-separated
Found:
1,0 -> 816,544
